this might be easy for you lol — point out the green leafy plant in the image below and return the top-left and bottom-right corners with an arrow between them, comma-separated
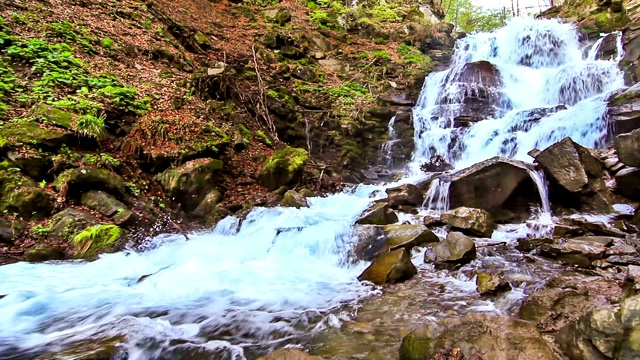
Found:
31,224 -> 51,237
75,112 -> 106,138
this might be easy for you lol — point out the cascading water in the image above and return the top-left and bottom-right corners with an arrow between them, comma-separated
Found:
0,17 -> 630,360
411,18 -> 625,171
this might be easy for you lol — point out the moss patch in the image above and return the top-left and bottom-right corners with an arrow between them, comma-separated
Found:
71,224 -> 122,260
258,147 -> 308,190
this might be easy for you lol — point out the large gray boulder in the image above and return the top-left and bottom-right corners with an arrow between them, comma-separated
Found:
540,236 -> 613,267
358,248 -> 417,285
441,207 -> 494,237
156,158 -> 223,212
355,224 -> 438,261
607,83 -> 640,135
385,184 -> 424,209
446,157 -> 540,219
615,167 -> 640,200
615,128 -> 640,167
399,314 -> 559,360
356,202 -> 398,225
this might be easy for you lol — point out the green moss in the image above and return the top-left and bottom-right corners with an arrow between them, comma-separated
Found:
255,130 -> 274,147
398,333 -> 433,360
258,147 -> 308,190
594,11 -> 629,31
71,224 -> 122,259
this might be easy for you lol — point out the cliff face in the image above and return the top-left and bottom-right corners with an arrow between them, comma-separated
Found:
541,0 -> 640,31
0,0 -> 455,262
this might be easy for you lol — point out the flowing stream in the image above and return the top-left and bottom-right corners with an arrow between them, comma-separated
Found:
0,18 -> 628,360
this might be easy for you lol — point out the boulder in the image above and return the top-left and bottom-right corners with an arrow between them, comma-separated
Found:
441,207 -> 494,237
424,231 -> 476,267
557,307 -> 622,360
0,166 -> 54,220
0,218 -> 25,244
615,167 -> 640,200
540,236 -> 613,267
71,224 -> 124,260
25,244 -> 65,262
535,137 -> 603,193
192,189 -> 223,219
615,128 -> 640,167
607,83 -> 640,135
356,202 -> 398,225
385,184 -> 424,209
156,158 -> 223,212
420,155 -> 454,172
258,348 -> 324,360
81,191 -> 135,226
476,272 -> 511,296
281,190 -> 309,208
257,147 -> 308,191
446,157 -> 540,218
358,248 -> 417,285
0,121 -> 75,150
55,167 -> 126,199
49,208 -> 100,241
7,150 -> 52,180
357,224 -> 439,261
399,314 -> 558,360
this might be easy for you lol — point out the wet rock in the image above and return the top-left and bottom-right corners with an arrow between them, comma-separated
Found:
49,208 -> 100,241
607,83 -> 640,135
0,218 -> 25,244
378,91 -> 415,106
55,167 -> 126,199
615,128 -> 640,167
626,265 -> 640,290
615,167 -> 640,200
281,190 -> 309,208
535,137 -> 603,193
385,184 -> 423,209
356,202 -> 398,225
516,237 -> 554,253
258,348 -> 324,360
420,155 -> 454,172
520,288 -> 593,332
257,147 -> 308,191
557,307 -> 622,360
399,314 -> 557,360
25,244 -> 65,262
358,248 -> 417,285
157,158 -> 223,212
81,190 -> 135,226
476,272 -> 511,295
560,216 -> 626,237
541,236 -> 613,267
424,231 -> 476,267
441,207 -> 494,237
356,224 -> 439,261
446,157 -> 539,219
193,189 -> 223,219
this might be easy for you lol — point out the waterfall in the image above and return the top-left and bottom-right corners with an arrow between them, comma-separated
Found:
411,18 -> 625,171
381,116 -> 398,167
0,17 -> 629,360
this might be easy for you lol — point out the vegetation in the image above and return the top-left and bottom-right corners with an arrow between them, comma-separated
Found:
444,0 -> 510,33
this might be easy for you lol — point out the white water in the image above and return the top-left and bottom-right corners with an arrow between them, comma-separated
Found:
0,188 -> 384,359
412,18 -> 625,171
0,17 -> 629,360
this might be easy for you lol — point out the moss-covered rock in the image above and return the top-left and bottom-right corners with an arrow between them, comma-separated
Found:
54,167 -> 126,199
7,149 -> 52,180
25,244 -> 65,262
357,248 -> 417,285
156,158 -> 224,212
49,208 -> 100,241
0,165 -> 54,220
81,190 -> 136,226
257,147 -> 308,190
356,202 -> 398,225
72,224 -> 124,260
281,190 -> 309,208
32,103 -> 75,130
0,121 -> 75,150
0,218 -> 26,244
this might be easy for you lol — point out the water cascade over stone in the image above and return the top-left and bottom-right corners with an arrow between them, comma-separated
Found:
412,18 -> 625,172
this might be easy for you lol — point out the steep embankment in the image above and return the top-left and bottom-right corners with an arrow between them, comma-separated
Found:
0,0 -> 453,262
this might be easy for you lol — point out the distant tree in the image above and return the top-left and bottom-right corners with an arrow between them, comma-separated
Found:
443,0 -> 511,33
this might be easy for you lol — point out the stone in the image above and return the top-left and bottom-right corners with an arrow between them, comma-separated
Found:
0,167 -> 54,220
55,167 -> 126,199
258,348 -> 324,360
385,184 -> 424,209
156,158 -> 223,211
318,59 -> 349,72
424,231 -> 476,267
71,224 -> 124,260
627,265 -> 640,289
615,128 -> 640,167
476,272 -> 511,295
607,83 -> 640,135
557,307 -> 622,360
541,236 -> 613,267
25,244 -> 65,262
281,190 -> 309,208
441,207 -> 494,237
399,314 -> 558,360
446,157 -> 540,219
257,147 -> 308,191
420,155 -> 454,172
264,9 -> 291,26
7,150 -> 52,180
356,202 -> 398,225
516,237 -> 554,252
0,121 -> 75,150
81,191 -> 135,226
357,224 -> 438,261
535,137 -> 603,193
192,189 -> 223,219
357,248 -> 417,285
293,66 -> 316,82
615,167 -> 640,200
49,208 -> 100,241
0,218 -> 25,244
